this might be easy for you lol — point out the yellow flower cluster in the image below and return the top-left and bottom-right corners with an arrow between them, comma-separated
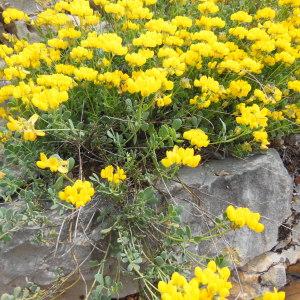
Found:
37,74 -> 75,91
125,49 -> 154,67
231,11 -> 253,23
284,104 -> 300,124
31,88 -> 69,111
97,71 -> 129,88
253,87 -> 282,104
99,0 -> 153,20
161,146 -> 201,168
6,114 -> 45,141
36,153 -> 68,174
228,80 -> 251,98
158,261 -> 232,300
34,9 -> 71,27
183,129 -> 210,148
236,104 -> 269,129
226,205 -> 265,233
253,129 -> 270,150
81,32 -> 128,55
288,80 -> 300,92
194,76 -> 220,94
70,46 -> 93,61
124,68 -> 173,97
58,28 -> 82,39
235,103 -> 271,149
2,8 -> 29,24
156,94 -> 172,107
100,165 -> 127,184
58,180 -> 95,208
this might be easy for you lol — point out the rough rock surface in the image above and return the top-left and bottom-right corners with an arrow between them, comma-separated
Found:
0,214 -> 93,296
0,209 -> 139,299
164,149 -> 293,265
6,20 -> 41,42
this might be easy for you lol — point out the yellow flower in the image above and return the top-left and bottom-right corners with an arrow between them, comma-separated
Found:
183,129 -> 210,148
284,104 -> 300,124
47,38 -> 69,49
255,7 -> 276,19
35,9 -> 71,27
226,205 -> 265,233
0,171 -> 6,179
81,32 -> 128,55
230,11 -> 253,23
100,165 -> 127,184
74,67 -> 98,81
161,146 -> 201,168
288,80 -> 300,92
171,16 -> 193,28
0,85 -> 14,103
70,46 -> 93,61
58,28 -> 82,39
194,76 -> 220,93
229,26 -> 248,39
31,88 -> 69,111
55,64 -> 76,76
37,74 -> 75,91
132,31 -> 163,48
7,114 -> 45,141
124,68 -> 173,97
59,180 -> 95,208
236,103 -> 269,129
256,288 -> 285,300
2,8 -> 29,24
253,129 -> 270,150
228,80 -> 251,98
36,153 -> 69,174
156,94 -> 172,107
196,16 -> 225,29
159,261 -> 232,300
198,1 -> 219,14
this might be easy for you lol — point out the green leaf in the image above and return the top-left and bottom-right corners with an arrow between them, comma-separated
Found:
191,116 -> 199,127
13,287 -> 21,297
172,118 -> 182,130
95,273 -> 104,284
68,157 -> 75,171
1,293 -> 14,300
101,226 -> 114,235
141,122 -> 149,131
139,187 -> 158,204
53,176 -> 64,192
107,130 -> 115,140
104,276 -> 112,286
219,118 -> 227,137
158,125 -> 169,139
68,119 -> 75,131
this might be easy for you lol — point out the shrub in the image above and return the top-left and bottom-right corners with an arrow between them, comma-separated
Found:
0,0 -> 299,298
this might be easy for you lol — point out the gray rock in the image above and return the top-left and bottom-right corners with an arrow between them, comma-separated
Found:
0,206 -> 139,299
0,225 -> 94,294
6,21 -> 41,42
240,252 -> 283,274
260,264 -> 287,288
163,149 -> 293,265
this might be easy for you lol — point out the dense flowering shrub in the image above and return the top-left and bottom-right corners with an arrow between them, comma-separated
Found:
0,0 -> 298,298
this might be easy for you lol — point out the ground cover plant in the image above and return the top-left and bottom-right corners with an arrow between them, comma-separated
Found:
0,0 -> 299,298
